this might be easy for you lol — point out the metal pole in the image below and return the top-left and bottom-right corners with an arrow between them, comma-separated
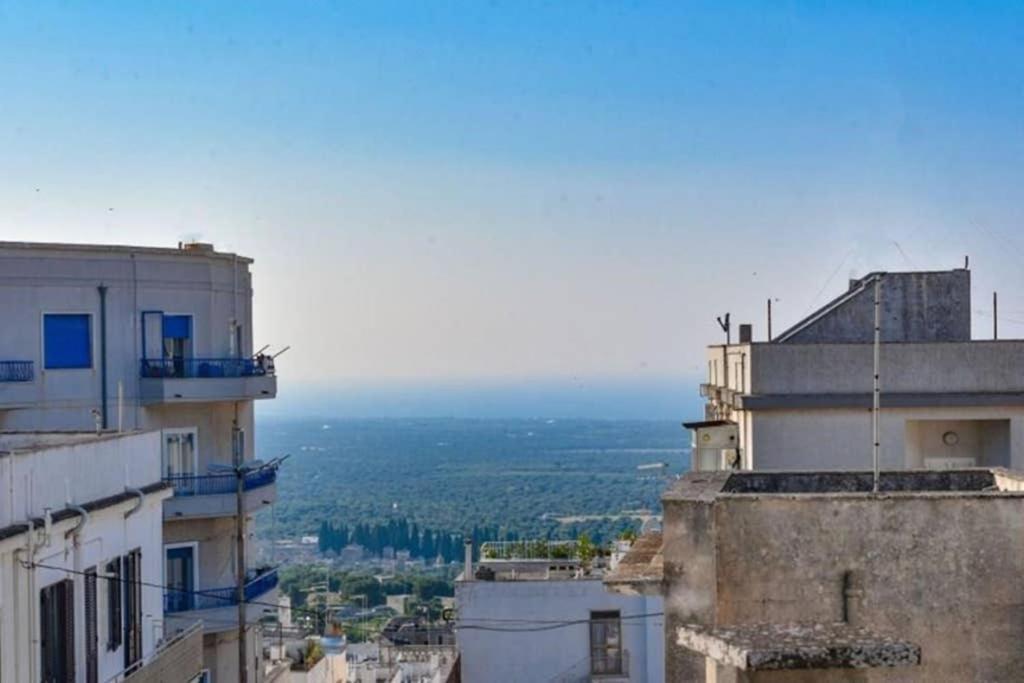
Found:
234,409 -> 248,682
872,277 -> 882,493
767,299 -> 773,341
994,292 -> 998,340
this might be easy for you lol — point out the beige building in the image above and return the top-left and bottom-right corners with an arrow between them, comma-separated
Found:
0,241 -> 281,681
688,268 -> 1024,472
608,468 -> 1024,682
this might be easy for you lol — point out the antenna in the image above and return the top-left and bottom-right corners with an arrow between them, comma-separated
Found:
716,313 -> 731,345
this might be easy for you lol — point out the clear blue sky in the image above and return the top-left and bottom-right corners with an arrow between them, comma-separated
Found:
3,2 -> 1024,417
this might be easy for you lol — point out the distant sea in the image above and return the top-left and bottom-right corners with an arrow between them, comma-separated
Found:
255,417 -> 690,542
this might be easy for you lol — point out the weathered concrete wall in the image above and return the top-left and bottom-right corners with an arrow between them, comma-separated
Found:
746,340 -> 1024,396
662,478 -> 720,682
664,487 -> 1024,681
128,623 -> 204,683
779,270 -> 971,344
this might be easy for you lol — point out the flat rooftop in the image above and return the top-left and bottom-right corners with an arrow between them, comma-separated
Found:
0,240 -> 251,263
677,622 -> 921,671
0,430 -> 152,455
665,468 -> 1024,502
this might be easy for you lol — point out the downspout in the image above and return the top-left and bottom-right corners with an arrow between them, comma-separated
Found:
98,284 -> 109,429
123,487 -> 144,519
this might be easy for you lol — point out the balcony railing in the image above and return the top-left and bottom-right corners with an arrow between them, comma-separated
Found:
591,649 -> 629,678
0,361 -> 33,382
480,540 -> 580,561
165,567 -> 278,613
164,468 -> 277,497
140,357 -> 267,379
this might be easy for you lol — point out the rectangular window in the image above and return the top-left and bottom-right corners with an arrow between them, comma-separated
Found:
589,610 -> 623,676
43,314 -> 92,369
163,429 -> 198,479
85,567 -> 98,683
40,579 -> 75,683
123,549 -> 143,669
106,559 -> 122,651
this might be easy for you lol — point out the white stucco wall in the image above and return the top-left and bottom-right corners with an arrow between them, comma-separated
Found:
456,578 -> 664,683
747,407 -> 1024,470
0,487 -> 169,683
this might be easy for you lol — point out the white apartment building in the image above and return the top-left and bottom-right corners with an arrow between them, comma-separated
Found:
688,267 -> 1024,472
456,541 -> 664,683
0,241 -> 281,682
0,430 -> 205,683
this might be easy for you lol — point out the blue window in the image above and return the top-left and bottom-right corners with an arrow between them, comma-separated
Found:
43,314 -> 92,369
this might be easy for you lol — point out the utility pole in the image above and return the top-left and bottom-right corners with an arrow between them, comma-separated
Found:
767,299 -> 773,341
234,410 -> 248,683
872,276 -> 882,494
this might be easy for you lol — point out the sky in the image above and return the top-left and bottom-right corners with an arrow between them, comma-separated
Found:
3,2 -> 1024,417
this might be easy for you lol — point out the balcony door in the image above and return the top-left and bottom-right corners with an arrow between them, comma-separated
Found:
163,429 -> 198,493
162,315 -> 192,377
165,544 -> 197,612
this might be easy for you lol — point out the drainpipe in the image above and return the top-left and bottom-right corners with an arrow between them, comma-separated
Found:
98,284 -> 109,430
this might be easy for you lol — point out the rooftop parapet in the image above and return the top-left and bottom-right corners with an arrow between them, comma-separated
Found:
677,622 -> 920,672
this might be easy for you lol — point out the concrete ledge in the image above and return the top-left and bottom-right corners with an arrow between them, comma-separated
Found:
603,532 -> 663,596
737,391 -> 1024,410
677,622 -> 921,671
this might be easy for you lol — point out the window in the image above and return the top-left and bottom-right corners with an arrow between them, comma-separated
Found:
40,579 -> 75,683
163,429 -> 198,480
165,544 -> 197,612
123,550 -> 143,669
106,559 -> 122,651
589,610 -> 623,676
43,314 -> 92,369
85,568 -> 98,683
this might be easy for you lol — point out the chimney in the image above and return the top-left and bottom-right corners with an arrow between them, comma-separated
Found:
738,324 -> 753,344
464,539 -> 474,581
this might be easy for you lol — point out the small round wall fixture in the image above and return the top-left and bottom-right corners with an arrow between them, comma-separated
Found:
942,431 -> 960,446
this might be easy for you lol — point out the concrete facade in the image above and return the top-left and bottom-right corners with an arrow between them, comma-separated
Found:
0,241 -> 280,682
0,431 -> 188,683
774,270 -> 971,344
692,268 -> 1024,472
661,469 -> 1024,682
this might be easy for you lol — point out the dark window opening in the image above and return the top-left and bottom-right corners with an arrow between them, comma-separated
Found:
106,559 -> 122,651
123,549 -> 143,669
85,567 -> 98,683
589,610 -> 623,676
40,579 -> 75,683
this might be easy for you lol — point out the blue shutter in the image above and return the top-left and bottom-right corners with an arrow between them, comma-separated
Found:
43,314 -> 92,369
162,315 -> 192,340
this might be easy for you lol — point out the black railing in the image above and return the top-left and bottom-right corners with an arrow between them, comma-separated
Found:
0,361 -> 33,382
140,357 -> 265,379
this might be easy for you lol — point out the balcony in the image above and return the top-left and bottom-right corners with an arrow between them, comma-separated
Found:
164,568 -> 280,634
138,357 -> 277,404
0,361 -> 35,409
163,467 -> 278,520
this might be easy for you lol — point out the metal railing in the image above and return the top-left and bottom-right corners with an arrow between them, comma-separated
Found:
590,649 -> 629,678
106,620 -> 203,682
0,360 -> 33,382
164,467 -> 277,496
140,357 -> 266,379
479,540 -> 580,561
165,567 -> 278,613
